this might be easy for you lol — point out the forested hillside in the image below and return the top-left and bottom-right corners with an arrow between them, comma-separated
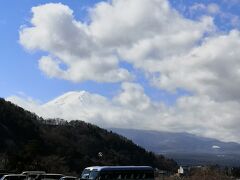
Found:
0,98 -> 177,175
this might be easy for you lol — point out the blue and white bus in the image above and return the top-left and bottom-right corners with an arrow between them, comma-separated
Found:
80,166 -> 154,180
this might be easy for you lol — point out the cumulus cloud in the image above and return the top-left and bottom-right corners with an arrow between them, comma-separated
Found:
113,83 -> 151,110
38,56 -> 67,79
151,30 -> 240,101
19,3 -> 132,83
7,82 -> 240,143
90,0 -> 215,69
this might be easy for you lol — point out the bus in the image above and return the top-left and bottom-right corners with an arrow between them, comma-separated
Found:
80,166 -> 154,180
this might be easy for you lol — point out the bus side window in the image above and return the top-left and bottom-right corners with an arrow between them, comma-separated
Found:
123,173 -> 129,180
134,173 -> 140,179
117,174 -> 121,180
104,174 -> 109,180
99,173 -> 107,180
146,172 -> 153,179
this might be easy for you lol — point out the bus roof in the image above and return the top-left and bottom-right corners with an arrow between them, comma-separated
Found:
84,166 -> 153,171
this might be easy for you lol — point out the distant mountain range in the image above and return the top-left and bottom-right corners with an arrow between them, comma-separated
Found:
110,128 -> 240,166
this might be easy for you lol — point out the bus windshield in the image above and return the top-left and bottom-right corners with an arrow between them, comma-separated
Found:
81,170 -> 99,180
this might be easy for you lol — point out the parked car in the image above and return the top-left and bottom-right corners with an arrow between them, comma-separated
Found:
21,171 -> 46,180
59,176 -> 77,180
0,173 -> 10,179
35,174 -> 64,180
0,174 -> 27,180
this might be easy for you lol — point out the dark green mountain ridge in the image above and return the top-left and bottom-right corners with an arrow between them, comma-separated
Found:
0,98 -> 177,175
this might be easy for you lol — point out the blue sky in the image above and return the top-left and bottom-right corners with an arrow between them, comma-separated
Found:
2,0 -> 240,142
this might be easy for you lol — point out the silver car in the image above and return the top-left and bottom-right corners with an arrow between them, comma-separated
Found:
1,174 -> 27,180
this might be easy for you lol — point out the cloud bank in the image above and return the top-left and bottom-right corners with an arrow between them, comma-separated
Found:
7,82 -> 240,143
14,0 -> 240,143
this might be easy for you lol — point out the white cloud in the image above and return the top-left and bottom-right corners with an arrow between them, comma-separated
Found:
38,55 -> 131,82
113,83 -> 151,110
19,3 -> 132,83
7,95 -> 41,112
90,0 -> 214,67
38,56 -> 67,79
151,30 -> 240,101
